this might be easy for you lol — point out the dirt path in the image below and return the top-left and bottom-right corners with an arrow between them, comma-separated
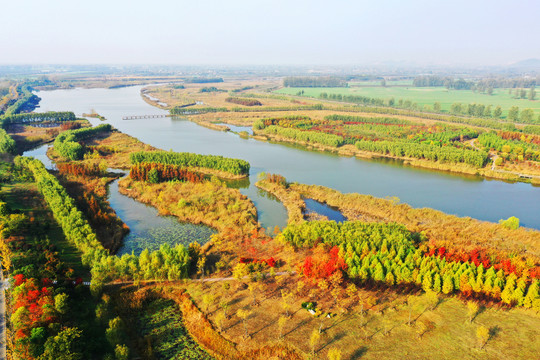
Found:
195,271 -> 295,283
102,271 -> 297,288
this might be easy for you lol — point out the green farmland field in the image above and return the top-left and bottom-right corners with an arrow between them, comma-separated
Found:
275,86 -> 540,118
348,80 -> 414,86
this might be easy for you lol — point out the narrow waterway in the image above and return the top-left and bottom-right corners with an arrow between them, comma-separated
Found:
22,144 -> 215,255
107,174 -> 216,256
304,198 -> 347,223
35,86 -> 540,230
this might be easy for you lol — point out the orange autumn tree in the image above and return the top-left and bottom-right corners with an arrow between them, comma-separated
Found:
300,245 -> 347,281
11,276 -> 56,356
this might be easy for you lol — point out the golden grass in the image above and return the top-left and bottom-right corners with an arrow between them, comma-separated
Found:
255,180 -> 305,225
289,182 -> 540,260
82,130 -> 156,169
113,284 -> 307,360
118,177 -> 257,231
187,275 -> 540,360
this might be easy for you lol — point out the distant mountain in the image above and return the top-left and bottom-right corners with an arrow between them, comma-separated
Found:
509,58 -> 540,69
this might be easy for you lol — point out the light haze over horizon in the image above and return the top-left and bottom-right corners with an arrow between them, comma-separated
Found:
2,0 -> 539,66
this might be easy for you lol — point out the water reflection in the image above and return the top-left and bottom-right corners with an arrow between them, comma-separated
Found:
33,86 -> 540,230
304,198 -> 346,223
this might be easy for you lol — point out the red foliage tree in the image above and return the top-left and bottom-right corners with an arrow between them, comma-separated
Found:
301,245 -> 347,280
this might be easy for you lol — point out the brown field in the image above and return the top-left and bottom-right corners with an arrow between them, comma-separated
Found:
184,277 -> 540,360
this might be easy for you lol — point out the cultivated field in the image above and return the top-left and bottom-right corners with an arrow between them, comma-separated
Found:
276,86 -> 540,119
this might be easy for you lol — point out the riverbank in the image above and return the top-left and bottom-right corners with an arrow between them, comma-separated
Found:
34,85 -> 540,231
257,176 -> 540,262
6,83 -> 540,360
43,125 -> 258,258
252,129 -> 540,186
145,82 -> 540,186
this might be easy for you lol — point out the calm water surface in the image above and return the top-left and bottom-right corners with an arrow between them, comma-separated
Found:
22,144 -> 215,254
35,86 -> 540,230
304,198 -> 347,223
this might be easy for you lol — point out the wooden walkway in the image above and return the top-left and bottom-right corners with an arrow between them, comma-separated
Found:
122,114 -> 169,120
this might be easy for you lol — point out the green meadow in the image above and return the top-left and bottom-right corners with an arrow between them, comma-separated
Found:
276,86 -> 540,118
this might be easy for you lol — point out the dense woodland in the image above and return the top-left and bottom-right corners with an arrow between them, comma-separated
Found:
477,131 -> 540,163
281,221 -> 540,309
130,150 -> 250,176
129,162 -> 205,183
0,200 -> 113,358
0,82 -> 79,157
2,85 -> 40,116
355,140 -> 487,167
0,129 -> 16,154
254,114 -> 488,167
54,124 -> 112,160
225,97 -> 262,106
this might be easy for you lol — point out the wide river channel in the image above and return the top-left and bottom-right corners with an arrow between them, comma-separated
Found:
35,85 -> 540,231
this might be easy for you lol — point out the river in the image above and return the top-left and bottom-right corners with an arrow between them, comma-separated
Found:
22,145 -> 216,255
35,85 -> 540,230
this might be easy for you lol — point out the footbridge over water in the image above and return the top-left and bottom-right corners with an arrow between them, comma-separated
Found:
122,114 -> 170,120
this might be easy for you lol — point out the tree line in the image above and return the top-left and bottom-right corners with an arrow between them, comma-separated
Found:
283,76 -> 348,88
0,128 -> 16,153
16,157 -> 109,267
57,162 -> 106,177
185,77 -> 224,84
130,150 -> 250,176
225,97 -> 262,106
1,111 -> 76,126
413,76 -> 539,95
325,114 -> 412,125
330,104 -> 524,133
199,86 -> 225,93
413,76 -> 474,90
355,139 -> 488,167
280,221 -> 540,309
476,76 -> 539,89
170,104 -> 323,116
3,84 -> 40,116
16,157 -> 196,286
320,92 -> 386,106
318,90 -> 539,125
54,124 -> 112,160
130,163 -> 205,183
477,132 -> 540,162
256,124 -> 344,147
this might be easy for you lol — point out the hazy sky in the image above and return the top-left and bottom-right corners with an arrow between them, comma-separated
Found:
1,0 -> 539,65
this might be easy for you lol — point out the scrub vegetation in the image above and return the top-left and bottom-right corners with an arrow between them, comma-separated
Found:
1,75 -> 539,360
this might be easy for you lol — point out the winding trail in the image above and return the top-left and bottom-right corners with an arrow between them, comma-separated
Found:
468,139 -> 497,170
468,139 -> 539,178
